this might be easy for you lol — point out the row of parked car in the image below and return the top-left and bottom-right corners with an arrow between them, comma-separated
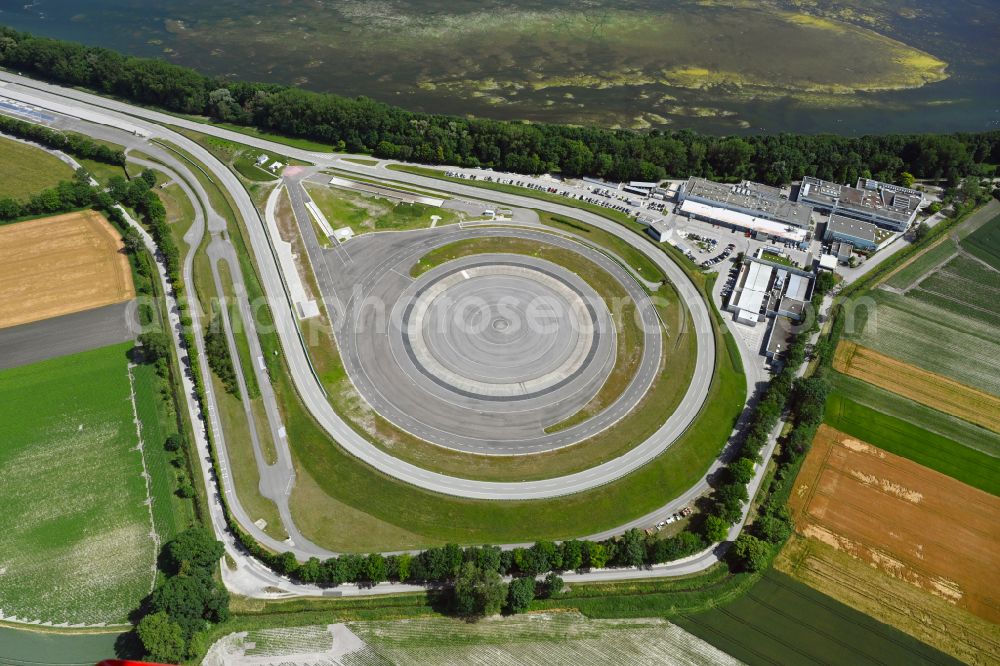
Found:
702,243 -> 736,269
443,171 -> 645,218
655,506 -> 694,531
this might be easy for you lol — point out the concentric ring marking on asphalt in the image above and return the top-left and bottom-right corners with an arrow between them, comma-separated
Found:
400,260 -> 605,401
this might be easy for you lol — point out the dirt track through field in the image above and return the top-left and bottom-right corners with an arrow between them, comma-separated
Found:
0,210 -> 134,328
790,425 -> 1000,624
834,341 -> 1000,432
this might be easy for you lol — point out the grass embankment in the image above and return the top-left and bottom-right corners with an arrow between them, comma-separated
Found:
304,181 -> 460,235
0,343 -> 156,625
288,312 -> 741,551
675,570 -> 961,666
0,134 -> 73,199
823,391 -> 1000,496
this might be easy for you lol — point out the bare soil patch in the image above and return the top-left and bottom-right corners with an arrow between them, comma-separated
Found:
0,210 -> 134,328
834,340 -> 1000,432
790,424 -> 1000,625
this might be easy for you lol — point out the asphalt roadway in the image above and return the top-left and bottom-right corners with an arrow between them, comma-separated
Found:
291,214 -> 665,453
0,71 -> 763,499
0,74 -> 790,598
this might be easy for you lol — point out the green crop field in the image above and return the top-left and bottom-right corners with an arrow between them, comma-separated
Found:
304,182 -> 461,235
825,390 -> 1000,496
0,343 -> 157,625
847,290 -> 1000,396
829,374 -> 1000,458
884,238 -> 956,290
675,571 -> 961,666
0,135 -> 74,201
214,612 -> 742,665
961,209 -> 1000,269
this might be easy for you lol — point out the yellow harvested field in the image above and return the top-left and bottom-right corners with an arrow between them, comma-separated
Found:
777,534 -> 1000,665
0,210 -> 135,328
790,425 -> 1000,625
834,340 -> 1000,433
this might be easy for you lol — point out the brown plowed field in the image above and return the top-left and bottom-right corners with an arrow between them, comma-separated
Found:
790,425 -> 1000,625
0,211 -> 134,329
834,340 -> 1000,433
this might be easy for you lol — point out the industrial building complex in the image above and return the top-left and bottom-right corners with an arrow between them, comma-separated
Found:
798,176 -> 922,231
676,177 -> 814,246
822,214 -> 879,251
725,250 -> 814,326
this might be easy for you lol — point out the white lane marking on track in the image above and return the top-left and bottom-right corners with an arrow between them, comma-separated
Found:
461,270 -> 470,279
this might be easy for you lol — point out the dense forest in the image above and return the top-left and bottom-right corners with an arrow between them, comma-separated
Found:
1,26 -> 998,185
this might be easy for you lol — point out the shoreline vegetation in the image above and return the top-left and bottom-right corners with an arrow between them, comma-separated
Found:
0,25 -> 996,187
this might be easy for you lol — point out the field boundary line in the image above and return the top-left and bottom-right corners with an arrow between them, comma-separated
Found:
126,362 -> 161,595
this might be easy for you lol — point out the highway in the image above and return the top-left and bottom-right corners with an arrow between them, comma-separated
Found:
0,71 -> 784,597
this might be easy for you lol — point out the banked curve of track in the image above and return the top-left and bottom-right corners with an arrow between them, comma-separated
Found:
0,72 -> 723,501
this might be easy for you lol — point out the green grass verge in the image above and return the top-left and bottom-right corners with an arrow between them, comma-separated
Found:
829,373 -> 1000,458
132,362 -> 185,541
960,208 -> 1000,270
341,157 -> 379,166
0,343 -> 155,625
305,181 -> 460,235
0,135 -> 74,199
884,236 -> 957,290
675,570 -> 961,666
824,390 -> 1000,496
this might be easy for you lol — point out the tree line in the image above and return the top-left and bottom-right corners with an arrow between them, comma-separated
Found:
0,114 -> 125,165
1,26 -> 998,186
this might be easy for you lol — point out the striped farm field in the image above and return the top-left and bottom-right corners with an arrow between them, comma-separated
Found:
961,207 -> 1000,270
0,343 -> 156,625
851,283 -> 1000,397
207,612 -> 742,665
834,341 -> 1000,433
675,570 -> 958,666
776,534 -> 1000,665
789,425 -> 1000,626
829,373 -> 1000,459
824,391 -> 1000,495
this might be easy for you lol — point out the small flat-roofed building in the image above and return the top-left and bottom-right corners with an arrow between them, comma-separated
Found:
832,241 -> 854,265
255,153 -> 269,166
727,260 -> 774,326
799,176 -> 921,231
824,214 -> 878,250
818,253 -> 838,271
678,176 -> 813,230
645,218 -> 671,243
765,316 -> 796,360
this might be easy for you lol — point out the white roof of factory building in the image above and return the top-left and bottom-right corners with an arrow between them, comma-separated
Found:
679,200 -> 808,242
